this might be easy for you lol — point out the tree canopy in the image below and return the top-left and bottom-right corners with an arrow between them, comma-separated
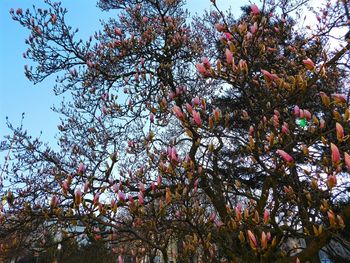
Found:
1,0 -> 350,262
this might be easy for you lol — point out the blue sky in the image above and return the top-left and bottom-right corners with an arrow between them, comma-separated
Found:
0,0 -> 243,148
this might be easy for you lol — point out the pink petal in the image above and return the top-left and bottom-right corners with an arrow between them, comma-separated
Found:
250,4 -> 260,15
344,152 -> 350,171
302,58 -> 315,70
173,105 -> 184,119
224,32 -> 233,41
277,149 -> 294,163
192,110 -> 202,127
330,143 -> 340,164
196,63 -> 207,75
263,209 -> 270,224
261,69 -> 278,81
247,230 -> 258,248
75,188 -> 82,205
225,49 -> 233,65
332,93 -> 347,104
336,123 -> 344,141
77,162 -> 86,175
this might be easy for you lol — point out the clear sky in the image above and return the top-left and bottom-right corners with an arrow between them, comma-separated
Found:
0,0 -> 243,148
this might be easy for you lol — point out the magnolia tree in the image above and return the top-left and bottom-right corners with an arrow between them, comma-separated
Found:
1,0 -> 350,262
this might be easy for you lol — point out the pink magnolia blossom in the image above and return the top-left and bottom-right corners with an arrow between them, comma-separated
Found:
242,110 -> 249,120
215,23 -> 224,32
284,186 -> 293,194
261,69 -> 278,81
93,193 -> 99,204
261,231 -> 267,249
320,118 -> 325,129
138,192 -> 144,205
247,230 -> 258,249
50,195 -> 58,208
213,107 -> 221,123
62,181 -> 68,192
215,220 -> 224,228
223,32 -> 233,41
151,182 -> 156,192
167,146 -> 172,158
337,215 -> 345,228
239,59 -> 248,73
51,14 -> 57,24
87,61 -> 94,68
263,209 -> 270,224
113,183 -> 119,193
192,96 -> 200,106
202,57 -> 211,69
75,188 -> 82,205
168,146 -> 178,162
168,147 -> 178,163
173,105 -> 184,119
115,27 -> 122,36
276,149 -> 294,163
344,152 -> 350,171
304,109 -> 311,120
266,232 -> 272,241
248,126 -> 254,136
209,213 -> 216,222
225,49 -> 233,65
16,8 -> 23,15
157,175 -> 162,186
128,140 -> 135,148
332,93 -> 347,104
84,182 -> 89,193
111,198 -> 116,209
192,110 -> 202,127
77,162 -> 86,175
196,63 -> 207,75
336,122 -> 344,141
293,105 -> 300,117
302,58 -> 315,70
118,191 -> 126,202
328,210 -> 336,226
235,206 -> 242,221
250,4 -> 260,15
139,182 -> 145,193
168,91 -> 175,100
128,195 -> 134,206
282,122 -> 289,135
186,103 -> 193,114
102,107 -> 107,115
273,114 -> 279,128
330,143 -> 340,165
250,22 -> 258,34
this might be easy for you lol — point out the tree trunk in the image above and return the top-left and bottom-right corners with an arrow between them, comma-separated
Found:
162,248 -> 168,263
